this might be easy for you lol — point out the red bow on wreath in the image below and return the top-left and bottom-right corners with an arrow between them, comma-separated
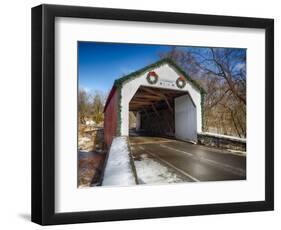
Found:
178,75 -> 186,81
148,71 -> 157,77
146,71 -> 159,85
176,76 -> 186,89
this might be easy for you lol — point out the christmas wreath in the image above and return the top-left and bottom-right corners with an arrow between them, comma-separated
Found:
146,71 -> 158,84
176,76 -> 186,89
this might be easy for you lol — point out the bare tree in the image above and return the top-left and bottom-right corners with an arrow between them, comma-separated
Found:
78,88 -> 90,124
160,47 -> 246,137
78,89 -> 107,125
91,91 -> 106,125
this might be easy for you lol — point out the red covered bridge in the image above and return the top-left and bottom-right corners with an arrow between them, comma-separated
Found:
103,58 -> 205,148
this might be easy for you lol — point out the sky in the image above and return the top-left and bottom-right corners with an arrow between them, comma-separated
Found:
78,42 -> 246,95
78,42 -> 173,94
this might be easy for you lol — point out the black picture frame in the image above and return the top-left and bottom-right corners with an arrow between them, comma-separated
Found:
31,4 -> 274,225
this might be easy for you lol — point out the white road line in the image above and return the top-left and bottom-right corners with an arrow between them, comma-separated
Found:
160,144 -> 193,157
138,146 -> 200,182
130,140 -> 174,146
196,145 -> 246,157
178,141 -> 246,157
159,144 -> 246,177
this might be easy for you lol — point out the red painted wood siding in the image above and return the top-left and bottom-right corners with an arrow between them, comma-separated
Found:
104,88 -> 118,148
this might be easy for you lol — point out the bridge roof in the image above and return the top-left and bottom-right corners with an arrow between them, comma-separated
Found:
113,58 -> 206,93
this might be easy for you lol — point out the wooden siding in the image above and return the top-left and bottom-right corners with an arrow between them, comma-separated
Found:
104,88 -> 118,148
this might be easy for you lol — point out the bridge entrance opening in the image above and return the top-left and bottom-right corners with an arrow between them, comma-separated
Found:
129,85 -> 197,142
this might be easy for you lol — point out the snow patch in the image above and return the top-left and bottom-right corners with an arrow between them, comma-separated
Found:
78,136 -> 93,151
228,149 -> 246,156
134,155 -> 186,184
199,132 -> 246,142
102,137 -> 136,186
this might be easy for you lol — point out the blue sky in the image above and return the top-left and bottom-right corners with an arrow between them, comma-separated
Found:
78,42 -> 172,94
78,42 -> 246,94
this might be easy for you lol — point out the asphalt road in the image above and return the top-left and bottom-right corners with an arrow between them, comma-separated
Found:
129,136 -> 246,182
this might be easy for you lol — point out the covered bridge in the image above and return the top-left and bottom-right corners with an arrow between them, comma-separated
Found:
103,58 -> 206,147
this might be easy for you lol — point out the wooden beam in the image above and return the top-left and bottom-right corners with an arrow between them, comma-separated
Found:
129,105 -> 152,111
150,105 -> 163,133
130,101 -> 152,105
141,87 -> 164,97
131,99 -> 157,104
134,93 -> 162,100
142,87 -> 173,113
163,97 -> 173,113
153,104 -> 174,134
151,104 -> 160,117
143,109 -> 150,118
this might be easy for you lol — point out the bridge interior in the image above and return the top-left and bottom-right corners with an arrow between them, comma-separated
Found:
129,86 -> 188,137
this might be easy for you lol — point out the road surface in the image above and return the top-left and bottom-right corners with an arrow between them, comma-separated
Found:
129,136 -> 246,183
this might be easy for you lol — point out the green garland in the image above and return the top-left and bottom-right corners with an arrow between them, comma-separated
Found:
113,58 -> 206,94
201,92 -> 206,131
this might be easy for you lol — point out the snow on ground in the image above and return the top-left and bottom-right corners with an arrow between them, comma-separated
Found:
199,132 -> 246,142
227,149 -> 246,156
134,154 -> 186,184
78,136 -> 93,152
102,137 -> 136,186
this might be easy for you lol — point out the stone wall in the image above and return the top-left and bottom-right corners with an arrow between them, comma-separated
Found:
197,133 -> 246,152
